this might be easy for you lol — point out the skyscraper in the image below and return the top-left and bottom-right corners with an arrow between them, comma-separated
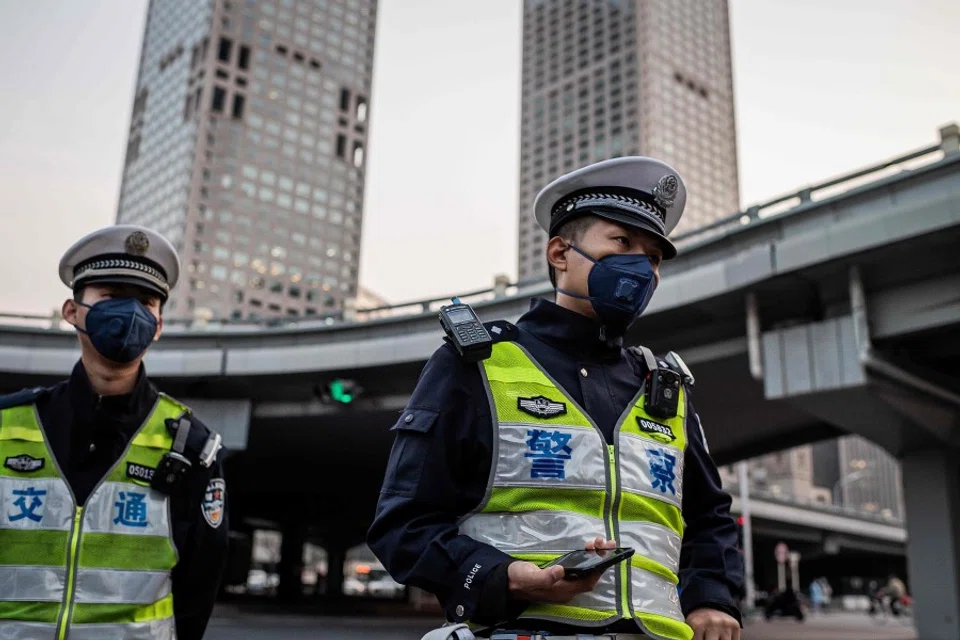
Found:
517,0 -> 740,282
117,0 -> 377,320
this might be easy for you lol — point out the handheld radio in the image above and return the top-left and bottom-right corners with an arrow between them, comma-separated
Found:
439,298 -> 493,363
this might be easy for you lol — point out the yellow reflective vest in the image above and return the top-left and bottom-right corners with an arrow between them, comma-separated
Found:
459,342 -> 693,640
0,393 -> 188,640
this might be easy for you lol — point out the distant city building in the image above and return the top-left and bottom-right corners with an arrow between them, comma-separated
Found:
116,0 -> 377,320
354,285 -> 389,310
517,0 -> 740,282
835,436 -> 904,520
722,436 -> 904,521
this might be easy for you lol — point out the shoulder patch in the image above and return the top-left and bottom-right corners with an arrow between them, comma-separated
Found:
0,387 -> 47,412
483,320 -> 518,344
202,478 -> 226,528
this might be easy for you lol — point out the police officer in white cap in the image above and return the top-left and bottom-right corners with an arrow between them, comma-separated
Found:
370,158 -> 743,640
0,225 -> 228,639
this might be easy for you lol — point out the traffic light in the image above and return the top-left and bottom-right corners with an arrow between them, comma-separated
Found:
736,516 -> 745,552
329,379 -> 354,404
320,378 -> 362,405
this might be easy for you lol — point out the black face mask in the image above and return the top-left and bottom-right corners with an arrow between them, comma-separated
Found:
74,298 -> 158,363
556,244 -> 659,337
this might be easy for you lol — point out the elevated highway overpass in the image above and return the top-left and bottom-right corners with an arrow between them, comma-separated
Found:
2,126 -> 959,637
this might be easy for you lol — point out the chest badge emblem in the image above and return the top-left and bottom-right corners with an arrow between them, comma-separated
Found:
518,396 -> 567,418
4,454 -> 45,473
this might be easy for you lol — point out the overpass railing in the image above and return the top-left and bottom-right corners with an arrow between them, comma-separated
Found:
724,478 -> 905,526
2,124 -> 956,333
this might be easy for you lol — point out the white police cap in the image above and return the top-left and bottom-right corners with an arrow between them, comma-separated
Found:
58,225 -> 181,300
533,156 -> 686,259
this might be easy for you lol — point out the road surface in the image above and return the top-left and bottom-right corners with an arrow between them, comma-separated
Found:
205,611 -> 916,639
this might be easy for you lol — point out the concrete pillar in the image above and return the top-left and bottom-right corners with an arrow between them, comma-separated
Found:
277,525 -> 306,603
901,449 -> 960,640
325,545 -> 346,597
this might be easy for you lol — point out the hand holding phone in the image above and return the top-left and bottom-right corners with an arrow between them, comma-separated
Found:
506,537 -> 623,604
545,547 -> 635,580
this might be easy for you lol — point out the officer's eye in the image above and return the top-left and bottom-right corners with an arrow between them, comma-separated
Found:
614,236 -> 630,247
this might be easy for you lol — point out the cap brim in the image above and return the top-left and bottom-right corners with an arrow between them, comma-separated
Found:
74,275 -> 169,301
557,209 -> 678,260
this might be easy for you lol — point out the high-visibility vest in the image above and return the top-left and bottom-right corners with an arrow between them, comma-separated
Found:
460,342 -> 693,640
0,393 -> 188,640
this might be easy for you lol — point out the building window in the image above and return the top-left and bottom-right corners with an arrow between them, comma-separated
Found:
232,94 -> 246,119
218,38 -> 233,63
352,142 -> 364,167
212,86 -> 227,113
238,45 -> 251,70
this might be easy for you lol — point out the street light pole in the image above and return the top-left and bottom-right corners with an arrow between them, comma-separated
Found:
737,461 -> 756,612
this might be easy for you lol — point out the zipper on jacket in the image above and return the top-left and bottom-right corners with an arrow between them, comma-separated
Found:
56,507 -> 84,640
605,444 -> 631,618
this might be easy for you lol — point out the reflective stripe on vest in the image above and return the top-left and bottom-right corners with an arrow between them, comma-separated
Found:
0,394 -> 186,639
460,342 -> 693,640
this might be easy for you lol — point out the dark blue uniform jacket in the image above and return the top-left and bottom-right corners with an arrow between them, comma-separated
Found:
0,362 -> 229,640
368,299 -> 744,633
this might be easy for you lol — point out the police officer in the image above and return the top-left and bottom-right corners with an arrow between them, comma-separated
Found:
369,158 -> 744,640
0,225 -> 229,639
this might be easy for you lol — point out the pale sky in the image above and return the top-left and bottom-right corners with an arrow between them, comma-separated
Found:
1,0 -> 958,314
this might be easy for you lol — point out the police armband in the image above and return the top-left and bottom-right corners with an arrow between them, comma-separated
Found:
151,414 -> 193,495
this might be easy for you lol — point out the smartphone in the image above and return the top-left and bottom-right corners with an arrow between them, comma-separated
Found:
543,547 -> 635,579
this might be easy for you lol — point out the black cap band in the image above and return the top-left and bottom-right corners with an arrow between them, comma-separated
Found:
550,186 -> 667,236
72,254 -> 170,299
73,254 -> 168,283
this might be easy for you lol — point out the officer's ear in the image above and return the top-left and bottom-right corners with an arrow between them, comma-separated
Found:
61,299 -> 78,326
62,289 -> 85,327
546,236 -> 571,283
154,313 -> 164,342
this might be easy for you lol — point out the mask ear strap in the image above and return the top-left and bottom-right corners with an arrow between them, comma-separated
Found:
554,244 -> 598,302
69,300 -> 92,335
555,286 -> 592,302
565,243 -> 598,265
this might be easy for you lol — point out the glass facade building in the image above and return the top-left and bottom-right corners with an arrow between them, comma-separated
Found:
117,0 -> 377,320
517,0 -> 740,282
720,436 -> 905,522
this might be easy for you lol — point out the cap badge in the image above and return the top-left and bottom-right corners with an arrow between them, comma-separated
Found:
653,174 -> 679,210
124,231 -> 150,256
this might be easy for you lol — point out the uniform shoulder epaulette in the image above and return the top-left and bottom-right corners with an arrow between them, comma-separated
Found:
164,411 -> 225,468
482,320 -> 519,344
0,387 -> 47,411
